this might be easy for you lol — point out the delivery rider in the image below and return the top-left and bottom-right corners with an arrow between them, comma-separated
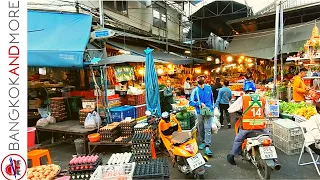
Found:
226,81 -> 269,165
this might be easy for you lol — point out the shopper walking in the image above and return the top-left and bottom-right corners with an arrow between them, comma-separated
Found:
215,80 -> 232,128
189,75 -> 214,156
211,78 -> 222,102
184,77 -> 192,99
163,80 -> 175,113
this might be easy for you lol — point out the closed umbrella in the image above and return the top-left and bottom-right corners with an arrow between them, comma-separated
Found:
144,47 -> 161,117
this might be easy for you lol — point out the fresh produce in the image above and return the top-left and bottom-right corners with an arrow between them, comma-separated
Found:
279,101 -> 307,114
27,164 -> 60,180
296,106 -> 317,120
280,101 -> 317,119
229,85 -> 243,91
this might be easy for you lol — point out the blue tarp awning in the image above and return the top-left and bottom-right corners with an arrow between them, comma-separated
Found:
28,10 -> 92,67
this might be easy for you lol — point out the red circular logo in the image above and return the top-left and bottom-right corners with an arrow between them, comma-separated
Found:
1,154 -> 27,180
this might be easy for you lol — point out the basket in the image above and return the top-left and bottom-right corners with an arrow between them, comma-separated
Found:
127,94 -> 145,105
272,119 -> 303,141
176,114 -> 196,130
88,133 -> 101,142
90,162 -> 135,180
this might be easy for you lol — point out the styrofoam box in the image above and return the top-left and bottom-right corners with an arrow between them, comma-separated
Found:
272,119 -> 303,141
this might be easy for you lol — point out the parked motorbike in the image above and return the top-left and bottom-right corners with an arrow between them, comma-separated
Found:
235,113 -> 281,179
158,111 -> 206,179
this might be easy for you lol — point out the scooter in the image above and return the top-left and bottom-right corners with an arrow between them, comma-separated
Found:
158,111 -> 206,179
235,113 -> 281,180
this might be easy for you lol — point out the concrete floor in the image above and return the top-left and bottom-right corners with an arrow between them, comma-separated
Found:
49,118 -> 320,179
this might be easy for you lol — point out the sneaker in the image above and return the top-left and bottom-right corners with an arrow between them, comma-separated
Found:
205,148 -> 213,156
199,143 -> 206,150
228,123 -> 231,129
227,154 -> 236,165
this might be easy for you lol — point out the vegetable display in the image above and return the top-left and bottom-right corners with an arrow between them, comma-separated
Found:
27,164 -> 60,180
280,101 -> 317,119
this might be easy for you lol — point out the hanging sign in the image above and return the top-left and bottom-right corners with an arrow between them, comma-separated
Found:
265,99 -> 280,118
91,28 -> 115,39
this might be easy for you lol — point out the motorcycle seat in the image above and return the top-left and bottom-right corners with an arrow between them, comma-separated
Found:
171,131 -> 192,146
246,131 -> 264,138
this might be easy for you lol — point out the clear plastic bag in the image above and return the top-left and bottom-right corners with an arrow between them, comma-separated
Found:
46,114 -> 56,124
84,113 -> 96,129
214,107 -> 221,117
36,118 -> 49,127
211,116 -> 221,134
92,111 -> 102,127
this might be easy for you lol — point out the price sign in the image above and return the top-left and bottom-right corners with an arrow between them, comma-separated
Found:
265,99 -> 279,118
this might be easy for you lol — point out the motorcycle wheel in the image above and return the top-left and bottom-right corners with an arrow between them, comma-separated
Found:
256,154 -> 271,180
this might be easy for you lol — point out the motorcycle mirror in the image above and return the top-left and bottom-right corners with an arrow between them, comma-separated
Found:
145,111 -> 151,116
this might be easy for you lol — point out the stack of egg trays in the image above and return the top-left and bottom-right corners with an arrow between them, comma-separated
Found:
133,160 -> 164,179
120,119 -> 137,137
99,125 -> 120,142
131,133 -> 151,162
272,119 -> 303,155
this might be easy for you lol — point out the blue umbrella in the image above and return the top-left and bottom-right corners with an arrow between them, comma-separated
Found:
144,47 -> 161,117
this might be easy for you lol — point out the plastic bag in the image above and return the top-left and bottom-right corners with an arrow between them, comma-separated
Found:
46,115 -> 56,124
84,113 -> 96,129
211,116 -> 221,134
36,118 -> 49,127
214,107 -> 221,117
92,111 -> 101,127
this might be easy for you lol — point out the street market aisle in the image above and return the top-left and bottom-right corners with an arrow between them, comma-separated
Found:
49,125 -> 320,179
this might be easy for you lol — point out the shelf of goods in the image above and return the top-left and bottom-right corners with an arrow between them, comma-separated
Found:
50,97 -> 67,122
272,119 -> 303,155
68,154 -> 102,180
90,162 -> 135,180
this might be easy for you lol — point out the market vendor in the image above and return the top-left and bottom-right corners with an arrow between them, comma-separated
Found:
163,80 -> 175,112
292,68 -> 309,102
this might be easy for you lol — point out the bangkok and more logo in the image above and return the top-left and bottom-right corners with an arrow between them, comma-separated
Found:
1,154 -> 27,180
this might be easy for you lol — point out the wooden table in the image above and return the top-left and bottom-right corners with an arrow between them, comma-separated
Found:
36,120 -> 97,154
87,141 -> 132,154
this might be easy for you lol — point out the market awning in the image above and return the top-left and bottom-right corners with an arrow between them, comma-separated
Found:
106,40 -> 205,64
94,54 -> 169,65
225,21 -> 320,59
28,10 -> 92,67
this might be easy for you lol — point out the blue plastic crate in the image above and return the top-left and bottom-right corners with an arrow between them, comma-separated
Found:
109,106 -> 135,122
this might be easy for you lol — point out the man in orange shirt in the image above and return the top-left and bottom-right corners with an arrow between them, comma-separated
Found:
292,68 -> 309,102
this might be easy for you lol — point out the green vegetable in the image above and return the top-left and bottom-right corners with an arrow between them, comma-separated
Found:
279,101 -> 308,114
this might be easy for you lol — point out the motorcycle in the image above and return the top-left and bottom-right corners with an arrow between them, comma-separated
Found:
157,111 -> 206,179
235,112 -> 281,180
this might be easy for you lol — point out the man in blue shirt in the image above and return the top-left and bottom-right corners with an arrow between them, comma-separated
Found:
189,75 -> 214,156
215,80 -> 232,128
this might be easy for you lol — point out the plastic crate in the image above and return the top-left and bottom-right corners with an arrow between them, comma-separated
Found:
90,162 -> 135,180
176,114 -> 196,130
294,115 -> 307,123
272,119 -> 303,141
110,106 -> 135,122
127,94 -> 146,106
273,134 -> 302,155
133,162 -> 164,179
279,113 -> 294,120
134,104 -> 147,119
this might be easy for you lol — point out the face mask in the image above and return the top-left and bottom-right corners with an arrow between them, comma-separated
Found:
198,79 -> 205,85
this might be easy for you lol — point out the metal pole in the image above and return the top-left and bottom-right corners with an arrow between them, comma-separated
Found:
280,1 -> 284,84
189,2 -> 192,57
165,3 -> 168,52
99,0 -> 104,27
273,1 -> 280,98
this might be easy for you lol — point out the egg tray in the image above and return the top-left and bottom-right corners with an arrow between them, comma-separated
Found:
132,133 -> 151,144
133,156 -> 152,163
69,171 -> 92,180
120,121 -> 137,127
114,136 -> 132,144
133,161 -> 164,179
68,158 -> 102,172
99,127 -> 120,134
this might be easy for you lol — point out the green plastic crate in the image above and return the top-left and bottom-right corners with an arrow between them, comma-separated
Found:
177,114 -> 196,130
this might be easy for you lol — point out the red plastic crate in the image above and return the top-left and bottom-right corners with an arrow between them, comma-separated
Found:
127,94 -> 146,105
134,104 -> 146,119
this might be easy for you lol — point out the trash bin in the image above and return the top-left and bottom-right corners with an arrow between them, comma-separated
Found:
74,138 -> 85,155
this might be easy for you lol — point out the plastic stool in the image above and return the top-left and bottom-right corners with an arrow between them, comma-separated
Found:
27,149 -> 52,167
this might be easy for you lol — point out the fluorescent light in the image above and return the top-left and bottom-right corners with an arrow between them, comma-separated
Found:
207,56 -> 212,61
185,50 -> 190,54
119,50 -> 130,54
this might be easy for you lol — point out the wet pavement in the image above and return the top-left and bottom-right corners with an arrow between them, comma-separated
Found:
49,117 -> 320,179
